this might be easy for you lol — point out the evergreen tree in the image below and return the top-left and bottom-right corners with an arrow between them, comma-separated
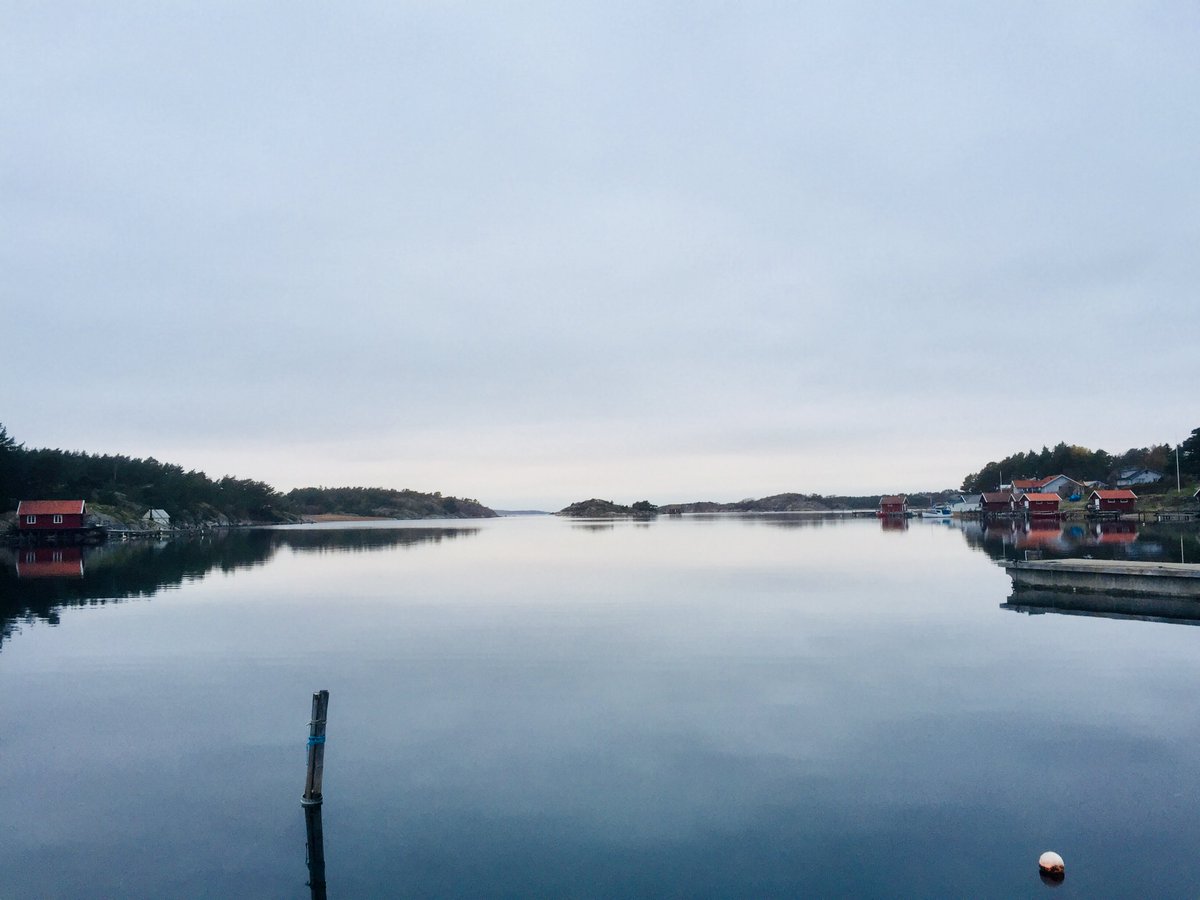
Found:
1180,427 -> 1200,476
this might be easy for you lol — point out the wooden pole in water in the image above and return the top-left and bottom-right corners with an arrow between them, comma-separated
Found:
302,690 -> 329,807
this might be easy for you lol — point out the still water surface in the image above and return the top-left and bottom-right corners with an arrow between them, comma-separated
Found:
3,515 -> 1200,898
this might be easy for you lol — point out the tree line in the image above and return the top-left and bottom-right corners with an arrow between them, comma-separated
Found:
0,423 -> 494,524
960,427 -> 1200,493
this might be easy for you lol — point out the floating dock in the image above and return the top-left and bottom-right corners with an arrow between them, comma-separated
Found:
1005,559 -> 1200,598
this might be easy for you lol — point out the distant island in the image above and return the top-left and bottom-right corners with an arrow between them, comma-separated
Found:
557,499 -> 659,517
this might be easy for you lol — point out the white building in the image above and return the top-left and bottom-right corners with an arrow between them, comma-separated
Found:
142,508 -> 171,529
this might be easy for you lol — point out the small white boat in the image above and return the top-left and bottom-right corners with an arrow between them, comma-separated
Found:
921,506 -> 952,519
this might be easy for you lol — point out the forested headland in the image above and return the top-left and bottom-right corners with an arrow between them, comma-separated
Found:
960,427 -> 1200,493
0,423 -> 496,525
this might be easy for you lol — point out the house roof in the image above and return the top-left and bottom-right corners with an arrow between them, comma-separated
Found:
981,492 -> 1013,503
880,495 -> 906,504
1090,489 -> 1137,500
1012,479 -> 1043,489
1022,493 -> 1060,502
16,500 -> 86,515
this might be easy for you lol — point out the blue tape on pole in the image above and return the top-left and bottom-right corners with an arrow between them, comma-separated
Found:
307,734 -> 326,747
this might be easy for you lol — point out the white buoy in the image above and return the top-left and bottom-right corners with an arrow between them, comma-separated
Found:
1038,850 -> 1065,879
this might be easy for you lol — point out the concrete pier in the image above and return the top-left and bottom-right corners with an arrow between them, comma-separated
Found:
1005,559 -> 1200,598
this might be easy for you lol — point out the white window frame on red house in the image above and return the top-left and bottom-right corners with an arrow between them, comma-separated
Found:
25,515 -> 36,524
53,514 -> 63,524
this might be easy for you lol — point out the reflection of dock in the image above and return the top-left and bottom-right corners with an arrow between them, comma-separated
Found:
1005,559 -> 1200,598
1002,588 -> 1200,627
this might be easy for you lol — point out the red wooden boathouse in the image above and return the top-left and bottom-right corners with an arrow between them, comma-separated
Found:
1089,490 -> 1137,514
1020,492 -> 1061,517
980,491 -> 1015,514
878,495 -> 907,516
16,500 -> 87,531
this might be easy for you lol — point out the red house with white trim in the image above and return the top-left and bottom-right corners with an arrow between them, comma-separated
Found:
1020,492 -> 1061,517
1089,490 -> 1137,514
878,495 -> 907,516
16,500 -> 87,531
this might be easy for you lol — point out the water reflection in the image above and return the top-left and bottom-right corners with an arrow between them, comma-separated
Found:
952,517 -> 1199,564
304,805 -> 327,900
568,512 -> 872,531
6,514 -> 1200,897
1002,587 -> 1200,627
0,526 -> 478,651
14,546 -> 84,579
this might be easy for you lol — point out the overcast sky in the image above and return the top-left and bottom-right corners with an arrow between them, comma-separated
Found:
3,2 -> 1197,509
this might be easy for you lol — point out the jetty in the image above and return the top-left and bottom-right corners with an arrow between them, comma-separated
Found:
1005,559 -> 1200,598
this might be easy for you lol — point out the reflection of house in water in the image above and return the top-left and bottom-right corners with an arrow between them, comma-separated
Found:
1,526 -> 483,652
952,514 -> 1183,564
1091,521 -> 1138,544
15,546 -> 84,579
1014,519 -> 1069,552
879,515 -> 908,531
1002,588 -> 1200,627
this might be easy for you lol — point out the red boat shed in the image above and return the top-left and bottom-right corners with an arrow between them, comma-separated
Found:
980,491 -> 1014,514
1020,492 -> 1061,516
1089,489 -> 1137,513
879,495 -> 907,516
16,500 -> 87,531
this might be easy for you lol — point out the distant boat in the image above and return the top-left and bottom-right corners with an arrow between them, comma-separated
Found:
921,506 -> 952,519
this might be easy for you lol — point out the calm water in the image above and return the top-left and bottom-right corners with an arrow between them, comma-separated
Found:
3,515 -> 1200,898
